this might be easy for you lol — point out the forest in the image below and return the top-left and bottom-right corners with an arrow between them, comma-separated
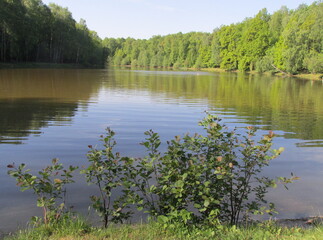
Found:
0,0 -> 322,73
0,0 -> 104,65
105,1 -> 322,74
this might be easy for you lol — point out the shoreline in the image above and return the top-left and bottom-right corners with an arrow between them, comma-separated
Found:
114,65 -> 323,81
199,68 -> 323,81
1,62 -> 322,81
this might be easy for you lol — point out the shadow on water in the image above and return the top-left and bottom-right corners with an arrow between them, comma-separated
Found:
0,68 -> 105,144
0,98 -> 78,144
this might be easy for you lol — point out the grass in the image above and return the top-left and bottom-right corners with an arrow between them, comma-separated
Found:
4,218 -> 323,240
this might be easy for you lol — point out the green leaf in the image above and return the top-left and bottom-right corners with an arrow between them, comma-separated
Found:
157,215 -> 169,224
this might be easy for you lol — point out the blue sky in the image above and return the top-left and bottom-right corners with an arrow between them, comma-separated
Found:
42,0 -> 317,39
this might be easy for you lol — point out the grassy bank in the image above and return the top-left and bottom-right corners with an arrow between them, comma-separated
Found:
4,218 -> 323,240
114,65 -> 323,81
198,68 -> 323,81
291,73 -> 323,81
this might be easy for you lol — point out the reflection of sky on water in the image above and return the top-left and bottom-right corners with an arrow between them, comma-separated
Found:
264,142 -> 323,219
0,68 -> 323,232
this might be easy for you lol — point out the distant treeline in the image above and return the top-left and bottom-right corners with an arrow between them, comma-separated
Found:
1,1 -> 322,73
104,2 -> 322,74
0,0 -> 104,66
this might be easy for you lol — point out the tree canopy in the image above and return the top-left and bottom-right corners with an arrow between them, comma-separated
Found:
104,1 -> 322,74
0,0 -> 104,65
1,1 -> 322,73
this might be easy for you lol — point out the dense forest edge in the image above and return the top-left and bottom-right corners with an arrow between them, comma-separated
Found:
106,1 -> 322,77
0,0 -> 322,76
0,0 -> 104,66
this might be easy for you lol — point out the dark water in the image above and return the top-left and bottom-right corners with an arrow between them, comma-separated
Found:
0,68 -> 323,231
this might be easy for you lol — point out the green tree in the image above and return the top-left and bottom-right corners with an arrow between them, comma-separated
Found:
218,24 -> 241,70
277,2 -> 323,73
0,0 -> 104,65
238,9 -> 271,71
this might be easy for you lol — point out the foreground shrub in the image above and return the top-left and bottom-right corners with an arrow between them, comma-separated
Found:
84,114 -> 296,227
7,159 -> 78,225
81,128 -> 137,227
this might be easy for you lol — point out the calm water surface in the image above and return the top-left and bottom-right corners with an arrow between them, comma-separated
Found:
0,68 -> 323,231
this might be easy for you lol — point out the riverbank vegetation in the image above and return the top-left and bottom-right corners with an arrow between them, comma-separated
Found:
5,218 -> 323,240
105,1 -> 322,76
5,114 -> 301,238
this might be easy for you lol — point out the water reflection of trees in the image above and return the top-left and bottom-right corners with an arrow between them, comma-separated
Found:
0,99 -> 78,144
0,69 -> 102,144
1,68 -> 322,144
110,70 -> 323,141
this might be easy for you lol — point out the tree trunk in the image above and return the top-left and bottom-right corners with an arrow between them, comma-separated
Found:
271,64 -> 289,75
76,46 -> 79,64
1,22 -> 6,62
49,32 -> 53,62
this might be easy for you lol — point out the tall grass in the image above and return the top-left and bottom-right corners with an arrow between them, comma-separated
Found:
5,217 -> 323,240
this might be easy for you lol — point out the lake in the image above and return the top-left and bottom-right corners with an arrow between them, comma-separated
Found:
0,68 -> 323,232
